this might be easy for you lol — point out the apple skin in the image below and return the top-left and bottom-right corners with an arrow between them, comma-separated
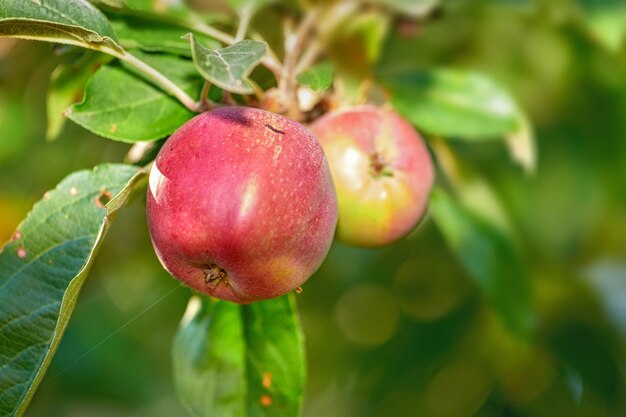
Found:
309,106 -> 434,247
146,107 -> 338,303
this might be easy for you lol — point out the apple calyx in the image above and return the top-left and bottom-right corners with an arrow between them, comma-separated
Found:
203,263 -> 228,288
369,152 -> 394,178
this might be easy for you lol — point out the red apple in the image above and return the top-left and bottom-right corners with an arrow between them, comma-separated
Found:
146,107 -> 337,303
309,106 -> 434,247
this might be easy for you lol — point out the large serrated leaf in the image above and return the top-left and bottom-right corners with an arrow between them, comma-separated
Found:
0,0 -> 122,53
173,295 -> 305,417
0,163 -> 146,417
68,52 -> 201,142
380,69 -> 522,139
429,188 -> 534,338
185,34 -> 266,95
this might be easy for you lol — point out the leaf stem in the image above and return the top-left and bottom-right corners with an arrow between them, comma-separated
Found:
187,19 -> 235,44
235,7 -> 253,42
110,49 -> 200,112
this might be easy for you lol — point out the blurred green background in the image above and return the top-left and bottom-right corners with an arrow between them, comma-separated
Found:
2,0 -> 626,416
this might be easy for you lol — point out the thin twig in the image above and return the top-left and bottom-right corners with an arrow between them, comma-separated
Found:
235,7 -> 253,42
285,9 -> 320,82
279,16 -> 296,105
294,0 -> 360,75
279,9 -> 320,118
187,20 -> 236,44
295,39 -> 323,74
104,48 -> 199,112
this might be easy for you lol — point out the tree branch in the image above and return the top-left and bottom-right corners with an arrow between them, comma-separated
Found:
279,9 -> 320,118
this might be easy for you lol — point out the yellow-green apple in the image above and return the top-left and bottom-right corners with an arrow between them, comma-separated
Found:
146,107 -> 338,303
310,106 -> 434,247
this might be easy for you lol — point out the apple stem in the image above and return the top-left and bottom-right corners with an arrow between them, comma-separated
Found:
199,81 -> 215,112
222,90 -> 238,106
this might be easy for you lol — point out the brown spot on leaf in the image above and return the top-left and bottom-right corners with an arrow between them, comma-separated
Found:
11,231 -> 21,241
295,287 -> 303,294
109,124 -> 118,133
262,372 -> 272,388
260,395 -> 272,407
94,189 -> 113,208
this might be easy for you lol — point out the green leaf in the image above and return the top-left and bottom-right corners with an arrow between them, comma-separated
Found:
185,34 -> 266,95
297,62 -> 334,92
380,69 -> 522,139
0,0 -> 122,53
173,295 -> 306,417
0,164 -> 146,417
369,0 -> 439,17
429,188 -> 533,337
109,14 -> 220,57
577,0 -> 626,51
46,52 -> 109,141
68,52 -> 202,142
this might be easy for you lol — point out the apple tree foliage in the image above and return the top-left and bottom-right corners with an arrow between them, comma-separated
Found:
0,0 -> 620,416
